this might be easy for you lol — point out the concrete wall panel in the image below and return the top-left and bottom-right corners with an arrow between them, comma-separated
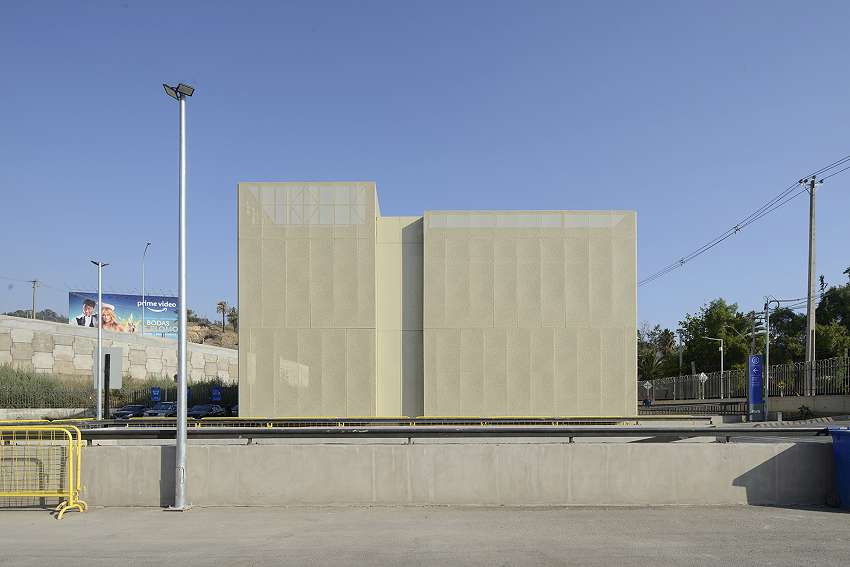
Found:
81,441 -> 835,507
376,217 -> 424,417
423,211 -> 637,417
239,183 -> 378,417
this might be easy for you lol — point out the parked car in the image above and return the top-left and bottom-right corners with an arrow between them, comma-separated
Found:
111,405 -> 147,419
188,404 -> 226,419
144,401 -> 177,417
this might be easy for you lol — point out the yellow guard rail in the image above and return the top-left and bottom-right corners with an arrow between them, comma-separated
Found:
0,425 -> 87,519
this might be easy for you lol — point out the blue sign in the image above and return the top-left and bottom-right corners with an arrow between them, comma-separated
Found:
748,354 -> 764,421
151,387 -> 161,402
211,387 -> 222,402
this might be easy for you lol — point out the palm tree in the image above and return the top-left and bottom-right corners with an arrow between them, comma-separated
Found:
227,306 -> 238,331
216,301 -> 228,331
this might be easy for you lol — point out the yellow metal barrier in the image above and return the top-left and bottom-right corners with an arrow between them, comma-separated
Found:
0,425 -> 87,519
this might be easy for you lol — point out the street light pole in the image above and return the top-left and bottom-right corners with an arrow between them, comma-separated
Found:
164,82 -> 194,510
90,260 -> 109,420
142,242 -> 151,336
702,337 -> 724,398
764,298 -> 781,416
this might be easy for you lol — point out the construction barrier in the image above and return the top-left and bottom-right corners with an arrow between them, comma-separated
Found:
0,425 -> 87,519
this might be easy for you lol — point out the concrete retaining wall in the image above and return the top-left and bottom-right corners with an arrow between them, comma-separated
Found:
0,408 -> 88,420
653,395 -> 850,417
0,316 -> 237,382
81,440 -> 835,507
768,395 -> 850,416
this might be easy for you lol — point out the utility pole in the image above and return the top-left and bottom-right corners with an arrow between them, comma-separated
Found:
29,280 -> 39,319
801,175 -> 820,395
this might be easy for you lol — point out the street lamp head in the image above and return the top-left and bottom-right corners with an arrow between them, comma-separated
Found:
163,84 -> 179,100
176,83 -> 195,97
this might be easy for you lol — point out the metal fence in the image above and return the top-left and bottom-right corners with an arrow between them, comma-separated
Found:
644,356 -> 850,401
0,425 -> 86,518
638,400 -> 748,415
0,382 -> 238,411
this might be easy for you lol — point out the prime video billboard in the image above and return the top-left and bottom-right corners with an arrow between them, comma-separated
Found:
68,292 -> 178,338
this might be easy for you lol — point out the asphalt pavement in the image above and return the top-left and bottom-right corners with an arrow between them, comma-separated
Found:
0,505 -> 848,566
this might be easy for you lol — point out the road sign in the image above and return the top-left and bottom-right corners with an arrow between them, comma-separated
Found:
748,354 -> 764,421
211,386 -> 222,402
151,387 -> 161,402
698,372 -> 709,384
642,381 -> 652,391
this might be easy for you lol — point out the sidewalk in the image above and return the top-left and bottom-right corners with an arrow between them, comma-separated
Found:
0,505 -> 847,566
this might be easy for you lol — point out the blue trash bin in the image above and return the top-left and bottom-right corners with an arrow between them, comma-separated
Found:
829,426 -> 850,509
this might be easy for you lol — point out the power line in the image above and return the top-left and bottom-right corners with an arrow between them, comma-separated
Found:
639,156 -> 850,287
822,164 -> 850,181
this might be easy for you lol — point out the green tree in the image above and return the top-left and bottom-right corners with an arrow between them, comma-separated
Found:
216,301 -> 228,331
677,299 -> 764,373
817,282 -> 850,332
637,324 -> 678,380
816,321 -> 850,359
226,306 -> 238,331
767,307 -> 805,364
3,308 -> 66,323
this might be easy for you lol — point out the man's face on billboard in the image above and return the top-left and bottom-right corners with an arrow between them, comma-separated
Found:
84,304 -> 93,316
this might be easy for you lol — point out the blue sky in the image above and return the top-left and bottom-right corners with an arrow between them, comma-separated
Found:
2,1 -> 849,327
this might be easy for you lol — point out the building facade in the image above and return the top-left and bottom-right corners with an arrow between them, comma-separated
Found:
238,182 -> 636,417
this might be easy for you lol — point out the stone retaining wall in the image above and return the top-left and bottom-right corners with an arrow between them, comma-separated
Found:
0,315 -> 237,383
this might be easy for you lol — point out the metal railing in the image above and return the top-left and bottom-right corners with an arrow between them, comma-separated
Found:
71,423 -> 831,443
639,401 -> 748,415
0,425 -> 86,518
644,356 -> 850,401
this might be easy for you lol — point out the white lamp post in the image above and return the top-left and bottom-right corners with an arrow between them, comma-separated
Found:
702,336 -> 724,399
90,260 -> 109,420
163,82 -> 194,510
142,241 -> 151,336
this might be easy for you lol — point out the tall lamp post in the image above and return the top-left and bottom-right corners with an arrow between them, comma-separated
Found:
90,260 -> 109,420
702,336 -> 724,399
163,82 -> 194,510
141,242 -> 151,336
764,297 -> 781,416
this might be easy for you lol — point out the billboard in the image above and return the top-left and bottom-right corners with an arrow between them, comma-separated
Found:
68,291 -> 178,338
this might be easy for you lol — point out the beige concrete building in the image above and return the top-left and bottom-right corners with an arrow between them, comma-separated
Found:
239,182 -> 636,417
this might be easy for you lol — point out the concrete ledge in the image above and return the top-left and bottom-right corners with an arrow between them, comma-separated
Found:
81,440 -> 835,507
0,408 -> 88,420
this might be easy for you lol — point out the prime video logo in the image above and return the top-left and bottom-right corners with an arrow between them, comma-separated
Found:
138,299 -> 177,313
